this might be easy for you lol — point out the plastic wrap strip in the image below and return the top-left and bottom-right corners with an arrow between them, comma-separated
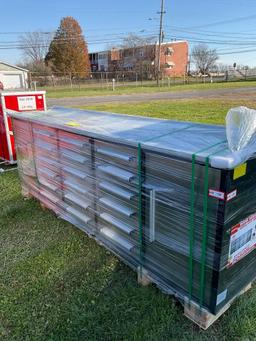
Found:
189,153 -> 196,301
137,143 -> 143,271
188,140 -> 227,304
200,155 -> 209,306
141,125 -> 192,143
199,146 -> 229,306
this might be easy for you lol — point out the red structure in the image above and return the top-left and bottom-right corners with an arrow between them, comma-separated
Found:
89,41 -> 189,77
0,91 -> 46,164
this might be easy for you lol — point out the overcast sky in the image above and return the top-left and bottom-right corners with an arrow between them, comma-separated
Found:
1,0 -> 256,67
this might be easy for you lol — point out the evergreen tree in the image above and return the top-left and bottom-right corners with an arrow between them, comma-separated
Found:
46,17 -> 90,77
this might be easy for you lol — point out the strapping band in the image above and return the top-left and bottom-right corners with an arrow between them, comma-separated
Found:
188,140 -> 227,304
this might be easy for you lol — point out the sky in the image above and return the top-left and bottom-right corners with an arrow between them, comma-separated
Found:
1,0 -> 256,67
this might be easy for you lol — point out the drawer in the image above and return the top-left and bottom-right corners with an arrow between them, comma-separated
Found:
58,131 -> 91,154
59,147 -> 92,174
63,191 -> 92,211
95,140 -> 137,168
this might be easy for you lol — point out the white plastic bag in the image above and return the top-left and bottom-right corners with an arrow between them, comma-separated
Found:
226,106 -> 256,152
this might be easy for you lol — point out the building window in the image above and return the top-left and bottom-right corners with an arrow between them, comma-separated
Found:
166,47 -> 174,56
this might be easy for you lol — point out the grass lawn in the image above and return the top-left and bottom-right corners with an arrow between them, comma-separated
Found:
83,98 -> 256,125
1,99 -> 256,340
44,80 -> 256,99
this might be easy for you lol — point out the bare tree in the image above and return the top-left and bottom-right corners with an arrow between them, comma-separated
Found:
192,44 -> 219,75
216,63 -> 230,73
120,33 -> 157,48
19,31 -> 52,63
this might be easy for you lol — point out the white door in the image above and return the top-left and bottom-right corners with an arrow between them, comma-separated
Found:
3,73 -> 23,89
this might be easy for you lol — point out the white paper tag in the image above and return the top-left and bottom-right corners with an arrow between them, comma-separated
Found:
17,96 -> 36,111
227,189 -> 237,202
216,289 -> 228,305
208,189 -> 225,200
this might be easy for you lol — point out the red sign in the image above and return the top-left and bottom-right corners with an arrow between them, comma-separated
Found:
0,91 -> 46,163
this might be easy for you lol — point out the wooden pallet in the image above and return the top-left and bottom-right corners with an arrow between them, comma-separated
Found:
22,186 -> 49,209
137,266 -> 252,330
184,282 -> 252,329
21,186 -> 33,200
137,266 -> 152,286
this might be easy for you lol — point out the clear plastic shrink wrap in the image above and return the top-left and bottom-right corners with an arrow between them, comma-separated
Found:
9,106 -> 256,316
226,106 -> 256,167
226,106 -> 256,152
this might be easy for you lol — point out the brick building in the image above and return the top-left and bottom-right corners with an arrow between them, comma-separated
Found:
157,41 -> 188,77
89,41 -> 188,78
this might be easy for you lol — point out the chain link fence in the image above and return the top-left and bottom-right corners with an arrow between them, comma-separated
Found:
29,69 -> 256,91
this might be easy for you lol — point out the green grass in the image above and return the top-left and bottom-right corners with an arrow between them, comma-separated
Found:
1,99 -> 256,340
83,98 -> 256,125
44,80 -> 256,98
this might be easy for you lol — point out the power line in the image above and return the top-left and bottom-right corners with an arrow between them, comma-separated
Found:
0,33 -> 159,50
184,13 -> 256,29
165,25 -> 256,39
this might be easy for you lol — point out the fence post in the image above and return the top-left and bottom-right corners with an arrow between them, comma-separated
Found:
112,78 -> 116,91
32,81 -> 37,91
106,72 -> 108,89
28,72 -> 32,89
101,72 -> 103,88
225,71 -> 228,82
69,73 -> 73,89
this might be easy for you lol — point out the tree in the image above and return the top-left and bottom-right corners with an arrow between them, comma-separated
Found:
192,44 -> 219,75
120,33 -> 157,49
216,63 -> 230,73
18,60 -> 52,75
45,17 -> 90,77
19,31 -> 52,63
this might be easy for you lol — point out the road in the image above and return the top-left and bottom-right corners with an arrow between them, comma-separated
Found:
48,86 -> 256,107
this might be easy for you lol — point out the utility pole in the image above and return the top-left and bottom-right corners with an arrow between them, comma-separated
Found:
157,0 -> 165,86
